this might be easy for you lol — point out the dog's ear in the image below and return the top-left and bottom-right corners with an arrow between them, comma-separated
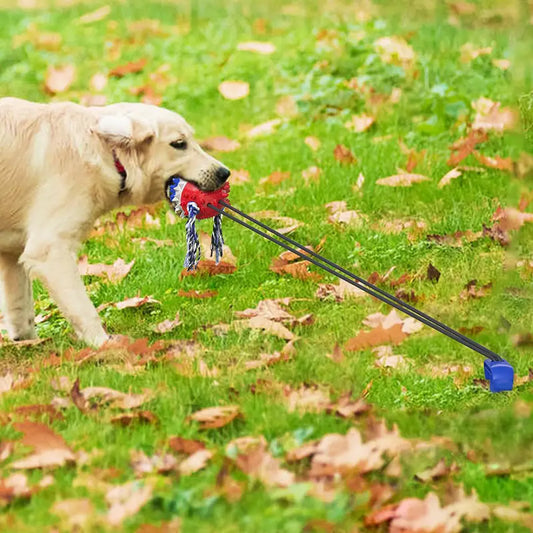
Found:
92,115 -> 154,148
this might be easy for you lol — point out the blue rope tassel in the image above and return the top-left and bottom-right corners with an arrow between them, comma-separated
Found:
210,213 -> 224,264
184,202 -> 201,271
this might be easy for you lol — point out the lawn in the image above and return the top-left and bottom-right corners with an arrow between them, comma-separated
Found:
0,0 -> 532,531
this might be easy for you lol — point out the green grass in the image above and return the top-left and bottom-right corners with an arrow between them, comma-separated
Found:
0,0 -> 532,531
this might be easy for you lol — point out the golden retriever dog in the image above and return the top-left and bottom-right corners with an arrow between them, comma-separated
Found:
0,98 -> 230,347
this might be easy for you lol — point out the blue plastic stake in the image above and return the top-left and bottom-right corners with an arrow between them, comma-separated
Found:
484,359 -> 514,392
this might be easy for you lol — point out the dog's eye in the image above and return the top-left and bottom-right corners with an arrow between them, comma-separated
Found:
170,140 -> 187,150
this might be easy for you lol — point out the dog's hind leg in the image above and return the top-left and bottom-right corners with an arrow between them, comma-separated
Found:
0,252 -> 36,340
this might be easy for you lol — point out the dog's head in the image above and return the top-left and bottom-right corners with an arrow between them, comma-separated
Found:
92,103 -> 230,204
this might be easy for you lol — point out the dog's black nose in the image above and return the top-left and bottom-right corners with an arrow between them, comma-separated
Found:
215,166 -> 231,184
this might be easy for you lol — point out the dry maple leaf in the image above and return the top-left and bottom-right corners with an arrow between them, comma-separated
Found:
474,151 -> 513,171
374,36 -> 416,67
447,129 -> 488,166
111,411 -> 159,426
79,386 -> 150,409
492,58 -> 511,70
375,354 -> 410,370
106,481 -> 153,526
345,113 -> 375,133
492,206 -> 533,231
245,316 -> 297,341
78,256 -> 134,283
237,41 -> 276,54
246,118 -> 283,138
275,95 -> 299,118
438,168 -> 462,188
168,436 -> 206,455
232,437 -> 295,488
345,324 -> 407,351
302,165 -> 322,184
181,260 -> 237,277
177,289 -> 218,299
285,385 -> 331,413
460,42 -> 492,62
77,5 -> 111,24
472,97 -> 517,133
109,58 -> 147,78
236,299 -> 294,322
12,421 -> 76,470
460,279 -> 492,300
331,395 -> 371,418
244,352 -> 287,371
259,170 -> 291,186
178,449 -> 213,475
188,405 -> 241,429
415,459 -> 459,482
130,450 -> 178,476
229,168 -> 250,186
304,136 -> 321,151
316,279 -> 366,302
89,72 -> 107,91
376,173 -> 430,187
44,64 -> 75,94
218,80 -> 249,100
152,312 -> 182,334
52,498 -> 94,528
201,136 -> 241,152
310,427 -> 410,476
97,295 -> 161,313
333,144 -> 356,164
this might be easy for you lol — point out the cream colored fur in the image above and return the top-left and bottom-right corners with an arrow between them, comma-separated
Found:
0,98 -> 228,346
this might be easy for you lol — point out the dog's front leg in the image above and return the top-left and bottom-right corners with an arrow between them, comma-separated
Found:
20,241 -> 108,347
0,252 -> 36,341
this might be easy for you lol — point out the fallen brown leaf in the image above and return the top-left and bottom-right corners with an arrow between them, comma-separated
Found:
78,256 -> 134,283
232,436 -> 295,487
229,168 -> 250,186
12,421 -> 76,469
111,411 -> 159,427
178,449 -> 213,475
109,58 -> 147,78
152,312 -> 182,334
304,136 -> 321,151
177,289 -> 218,299
44,64 -> 75,94
374,36 -> 416,67
188,405 -> 241,429
168,436 -> 206,455
96,295 -> 161,313
438,167 -> 462,188
218,80 -> 249,100
77,5 -> 111,24
0,473 -> 32,505
201,136 -> 241,152
344,113 -> 375,133
237,41 -> 275,54
472,97 -> 517,133
415,459 -> 459,482
333,144 -> 356,164
376,173 -> 430,187
52,498 -> 94,529
246,118 -> 282,138
460,42 -> 492,62
474,151 -> 513,171
106,481 -> 153,526
447,130 -> 489,166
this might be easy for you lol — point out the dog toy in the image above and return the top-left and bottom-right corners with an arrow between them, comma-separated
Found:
166,178 -> 230,270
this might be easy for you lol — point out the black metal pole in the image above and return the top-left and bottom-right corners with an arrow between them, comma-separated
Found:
209,202 -> 503,362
